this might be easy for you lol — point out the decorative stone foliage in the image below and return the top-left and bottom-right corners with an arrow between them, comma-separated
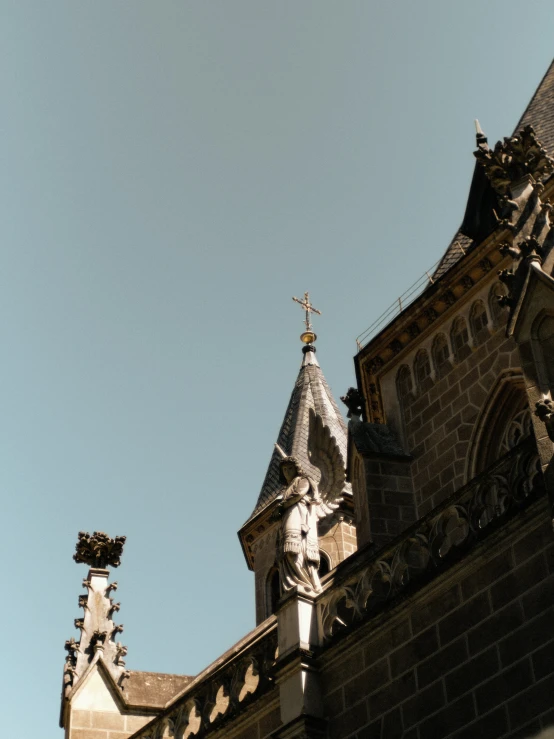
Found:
318,439 -> 542,642
474,124 -> 554,196
73,531 -> 126,569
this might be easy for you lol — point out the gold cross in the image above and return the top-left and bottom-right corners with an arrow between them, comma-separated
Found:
292,292 -> 321,333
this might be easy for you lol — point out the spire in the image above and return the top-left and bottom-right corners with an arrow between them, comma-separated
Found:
63,532 -> 128,700
246,297 -> 350,519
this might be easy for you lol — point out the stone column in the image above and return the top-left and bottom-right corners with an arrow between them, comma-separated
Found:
273,589 -> 326,739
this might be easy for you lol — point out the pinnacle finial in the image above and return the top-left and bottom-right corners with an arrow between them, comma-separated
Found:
292,292 -> 321,345
475,119 -> 488,147
73,531 -> 126,569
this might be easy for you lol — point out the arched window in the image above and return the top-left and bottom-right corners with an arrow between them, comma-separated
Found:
450,317 -> 470,362
414,349 -> 432,391
432,333 -> 451,378
266,567 -> 280,616
469,373 -> 534,476
470,300 -> 490,345
318,551 -> 331,578
396,365 -> 413,408
489,283 -> 509,328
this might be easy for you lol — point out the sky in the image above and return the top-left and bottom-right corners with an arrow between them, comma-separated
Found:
1,2 -> 554,736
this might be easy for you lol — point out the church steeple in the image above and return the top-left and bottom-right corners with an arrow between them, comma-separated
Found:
238,297 -> 357,624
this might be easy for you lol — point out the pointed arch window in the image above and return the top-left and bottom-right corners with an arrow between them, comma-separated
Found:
414,349 -> 432,391
266,567 -> 280,617
470,373 -> 534,477
396,365 -> 413,408
451,317 -> 470,362
318,551 -> 331,577
470,300 -> 490,345
432,333 -> 451,378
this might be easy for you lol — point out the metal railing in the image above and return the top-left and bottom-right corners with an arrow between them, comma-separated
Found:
354,240 -> 470,350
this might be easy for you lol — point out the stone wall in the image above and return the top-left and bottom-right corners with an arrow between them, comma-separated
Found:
367,278 -> 525,546
403,327 -> 519,515
69,710 -> 150,739
320,499 -> 554,738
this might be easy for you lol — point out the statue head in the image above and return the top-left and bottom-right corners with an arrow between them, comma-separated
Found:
278,455 -> 306,485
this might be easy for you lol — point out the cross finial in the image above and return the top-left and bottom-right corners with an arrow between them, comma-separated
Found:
292,291 -> 321,344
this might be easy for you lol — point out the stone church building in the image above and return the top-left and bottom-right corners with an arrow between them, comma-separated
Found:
61,60 -> 554,738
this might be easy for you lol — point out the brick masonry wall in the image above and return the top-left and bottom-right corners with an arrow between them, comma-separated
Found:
320,500 -> 554,739
401,326 -> 520,516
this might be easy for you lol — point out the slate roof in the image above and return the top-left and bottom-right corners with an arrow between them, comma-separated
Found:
434,58 -> 554,281
248,346 -> 349,519
516,58 -> 554,154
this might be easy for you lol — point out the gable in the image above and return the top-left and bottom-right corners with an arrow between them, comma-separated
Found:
72,665 -> 122,713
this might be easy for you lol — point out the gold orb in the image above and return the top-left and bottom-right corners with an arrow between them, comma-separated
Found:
300,330 -> 317,344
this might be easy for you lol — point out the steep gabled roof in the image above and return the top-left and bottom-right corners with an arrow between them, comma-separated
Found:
247,345 -> 349,520
436,58 -> 554,279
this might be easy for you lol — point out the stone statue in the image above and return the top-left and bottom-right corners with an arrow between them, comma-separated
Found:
274,410 -> 346,595
275,456 -> 324,594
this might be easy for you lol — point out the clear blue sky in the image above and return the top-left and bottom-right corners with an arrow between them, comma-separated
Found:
1,3 -> 553,735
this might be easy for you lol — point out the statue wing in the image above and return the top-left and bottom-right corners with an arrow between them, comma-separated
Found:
308,408 -> 346,504
313,497 -> 341,521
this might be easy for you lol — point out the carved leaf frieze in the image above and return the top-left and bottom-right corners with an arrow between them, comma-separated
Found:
318,441 -> 542,641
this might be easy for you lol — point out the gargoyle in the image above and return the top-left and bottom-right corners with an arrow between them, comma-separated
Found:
340,387 -> 364,419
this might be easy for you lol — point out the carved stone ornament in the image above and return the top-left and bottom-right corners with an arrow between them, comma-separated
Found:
442,290 -> 456,306
65,539 -> 129,693
407,322 -> 421,339
475,124 -> 554,196
132,626 -> 277,739
368,356 -> 384,375
461,275 -> 474,291
340,387 -> 364,419
424,306 -> 438,324
73,531 -> 126,569
318,440 -> 542,641
389,339 -> 403,356
536,399 -> 554,442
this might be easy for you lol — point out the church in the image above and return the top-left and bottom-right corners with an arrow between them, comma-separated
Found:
60,59 -> 554,739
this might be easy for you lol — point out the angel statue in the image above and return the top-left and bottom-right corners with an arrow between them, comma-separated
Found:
273,410 -> 346,595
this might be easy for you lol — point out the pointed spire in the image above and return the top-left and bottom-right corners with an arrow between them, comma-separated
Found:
63,532 -> 129,699
243,295 -> 350,519
247,341 -> 349,519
